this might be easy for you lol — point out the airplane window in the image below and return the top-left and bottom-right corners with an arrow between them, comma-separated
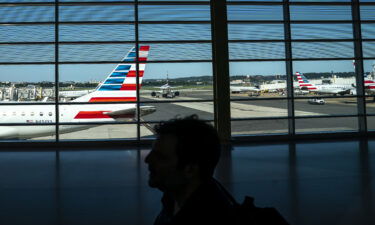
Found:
48,112 -> 53,116
40,112 -> 43,116
21,112 -> 25,116
12,112 -> 16,116
31,112 -> 35,116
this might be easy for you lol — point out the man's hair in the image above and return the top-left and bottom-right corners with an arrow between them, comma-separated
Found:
154,115 -> 221,179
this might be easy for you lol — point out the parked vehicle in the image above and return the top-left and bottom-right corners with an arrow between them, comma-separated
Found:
308,98 -> 325,105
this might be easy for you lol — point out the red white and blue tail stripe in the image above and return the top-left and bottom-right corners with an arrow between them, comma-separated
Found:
73,45 -> 150,103
295,72 -> 317,91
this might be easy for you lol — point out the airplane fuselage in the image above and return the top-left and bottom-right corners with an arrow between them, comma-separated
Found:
0,104 -> 136,139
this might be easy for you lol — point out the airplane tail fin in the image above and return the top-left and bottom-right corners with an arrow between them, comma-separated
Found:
73,45 -> 150,103
295,72 -> 317,91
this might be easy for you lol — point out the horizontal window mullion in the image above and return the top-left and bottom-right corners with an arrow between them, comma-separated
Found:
231,116 -> 289,121
0,59 -> 213,65
139,99 -> 213,104
231,97 -> 288,101
0,40 -> 212,45
140,119 -> 214,124
229,39 -> 357,42
0,121 -> 138,126
295,114 -> 359,119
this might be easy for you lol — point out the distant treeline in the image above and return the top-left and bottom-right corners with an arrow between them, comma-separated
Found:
0,72 -> 364,87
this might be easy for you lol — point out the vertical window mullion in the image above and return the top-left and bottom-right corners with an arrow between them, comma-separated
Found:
135,1 -> 140,143
211,0 -> 231,144
284,0 -> 295,136
352,0 -> 367,133
55,0 -> 60,142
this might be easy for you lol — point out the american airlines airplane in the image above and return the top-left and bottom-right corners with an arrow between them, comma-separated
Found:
295,72 -> 353,95
0,46 -> 156,139
230,85 -> 260,94
364,79 -> 375,94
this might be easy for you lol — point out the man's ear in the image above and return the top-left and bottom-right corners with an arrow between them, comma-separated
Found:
184,164 -> 200,178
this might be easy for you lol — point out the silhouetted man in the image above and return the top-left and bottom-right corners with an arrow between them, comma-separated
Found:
145,115 -> 234,225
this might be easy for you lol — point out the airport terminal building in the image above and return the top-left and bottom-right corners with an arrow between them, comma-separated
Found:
0,1 -> 374,225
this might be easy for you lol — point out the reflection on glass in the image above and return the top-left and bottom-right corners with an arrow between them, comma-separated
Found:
231,119 -> 288,135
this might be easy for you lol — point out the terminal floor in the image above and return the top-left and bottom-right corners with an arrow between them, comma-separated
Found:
0,139 -> 374,225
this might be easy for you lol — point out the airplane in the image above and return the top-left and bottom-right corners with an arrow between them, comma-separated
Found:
0,46 -> 156,139
364,79 -> 375,94
151,73 -> 180,98
59,89 -> 94,100
230,85 -> 260,94
295,72 -> 353,96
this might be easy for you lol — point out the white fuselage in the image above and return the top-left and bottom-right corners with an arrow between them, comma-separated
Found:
0,103 -> 135,139
309,84 -> 353,95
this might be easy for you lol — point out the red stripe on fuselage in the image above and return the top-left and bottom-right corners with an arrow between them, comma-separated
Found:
74,111 -> 111,119
89,97 -> 137,102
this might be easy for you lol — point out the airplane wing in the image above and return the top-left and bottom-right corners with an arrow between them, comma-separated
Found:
104,106 -> 156,118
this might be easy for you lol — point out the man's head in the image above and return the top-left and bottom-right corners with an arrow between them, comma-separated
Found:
145,115 -> 221,192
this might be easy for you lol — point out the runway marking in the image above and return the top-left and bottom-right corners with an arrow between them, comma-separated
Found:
146,96 -> 326,117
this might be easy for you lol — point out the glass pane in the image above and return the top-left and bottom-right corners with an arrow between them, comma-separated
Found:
0,6 -> 54,23
295,117 -> 358,133
139,5 -> 210,21
368,116 -> 375,131
141,62 -> 213,101
59,44 -> 135,62
139,24 -> 211,41
59,5 -> 134,22
360,5 -> 375,21
231,119 -> 288,136
290,6 -> 352,21
59,124 -> 137,140
294,97 -> 357,117
0,25 -> 54,43
0,45 -> 54,63
291,24 -> 353,40
142,43 -> 212,61
361,24 -> 375,39
231,100 -> 288,119
0,125 -> 57,140
227,5 -> 283,21
228,24 -> 284,40
0,67 -> 56,141
141,102 -> 214,122
60,24 -> 135,42
229,42 -> 285,60
363,42 -> 375,58
293,60 -> 356,97
229,61 -> 286,100
292,42 -> 354,59
364,60 -> 375,116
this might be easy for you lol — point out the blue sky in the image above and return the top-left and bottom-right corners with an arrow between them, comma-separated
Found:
0,2 -> 375,82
